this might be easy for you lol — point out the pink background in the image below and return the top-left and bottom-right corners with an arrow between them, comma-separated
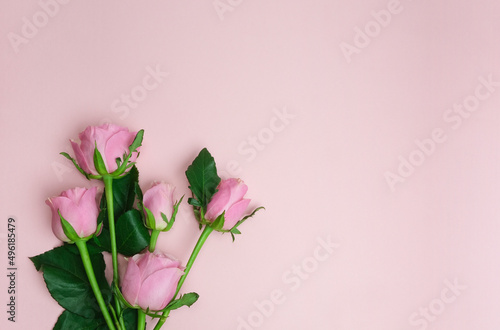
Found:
1,0 -> 500,329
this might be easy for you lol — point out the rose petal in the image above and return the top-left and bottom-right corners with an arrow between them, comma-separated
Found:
205,188 -> 231,220
137,267 -> 184,311
104,130 -> 136,172
223,198 -> 251,229
139,252 -> 181,279
61,187 -> 87,204
71,140 -> 92,174
221,179 -> 248,206
121,258 -> 142,307
46,198 -> 70,242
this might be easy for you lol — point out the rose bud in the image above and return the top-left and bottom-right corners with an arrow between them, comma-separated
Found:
70,123 -> 140,176
143,182 -> 180,231
205,178 -> 251,230
45,187 -> 100,242
121,251 -> 183,311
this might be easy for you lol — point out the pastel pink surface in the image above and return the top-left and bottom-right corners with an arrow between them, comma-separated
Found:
1,1 -> 500,329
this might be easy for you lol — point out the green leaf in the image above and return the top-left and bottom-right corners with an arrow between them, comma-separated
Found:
165,292 -> 199,311
69,241 -> 104,256
98,166 -> 139,223
30,245 -> 111,319
122,308 -> 138,329
94,209 -> 150,257
111,166 -> 139,218
92,212 -> 111,254
115,209 -> 150,256
31,243 -> 103,271
92,209 -> 110,252
187,197 -> 202,207
185,148 -> 221,209
134,182 -> 143,203
54,310 -> 107,330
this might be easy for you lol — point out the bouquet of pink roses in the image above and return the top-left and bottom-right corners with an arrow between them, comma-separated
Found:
31,124 -> 263,330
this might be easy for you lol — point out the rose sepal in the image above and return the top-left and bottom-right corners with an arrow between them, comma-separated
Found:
59,152 -> 102,180
209,212 -> 226,231
109,129 -> 144,178
65,129 -> 144,180
196,206 -> 264,240
227,206 -> 265,241
58,210 -> 93,243
158,195 -> 184,232
113,282 -> 136,310
141,206 -> 153,230
142,192 -> 184,232
193,208 -> 225,232
93,144 -> 109,176
134,292 -> 200,319
158,292 -> 199,315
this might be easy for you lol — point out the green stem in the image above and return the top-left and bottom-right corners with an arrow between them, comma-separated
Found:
104,176 -> 119,283
138,310 -> 146,330
103,176 -> 126,330
108,306 -> 121,330
175,226 -> 213,293
149,230 -> 161,253
153,225 -> 214,330
75,240 -> 116,330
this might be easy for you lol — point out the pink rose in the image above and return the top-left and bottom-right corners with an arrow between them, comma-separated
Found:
70,124 -> 138,175
121,251 -> 183,311
143,182 -> 176,231
205,178 -> 251,230
46,187 -> 99,242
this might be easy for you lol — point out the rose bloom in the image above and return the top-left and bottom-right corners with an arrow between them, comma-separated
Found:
121,251 -> 184,311
71,124 -> 138,175
205,178 -> 251,230
46,187 -> 99,242
142,182 -> 176,230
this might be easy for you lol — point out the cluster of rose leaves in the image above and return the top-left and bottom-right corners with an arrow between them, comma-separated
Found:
30,124 -> 261,330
